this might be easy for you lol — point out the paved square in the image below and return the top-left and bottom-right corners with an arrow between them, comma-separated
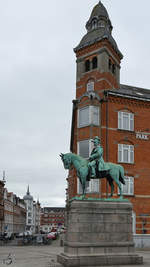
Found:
0,245 -> 63,267
0,245 -> 150,267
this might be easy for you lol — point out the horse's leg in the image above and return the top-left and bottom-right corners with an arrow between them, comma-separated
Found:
115,177 -> 123,198
115,171 -> 123,198
79,167 -> 89,199
80,174 -> 87,199
110,170 -> 123,198
108,177 -> 114,197
110,182 -> 114,197
118,182 -> 123,198
82,180 -> 85,198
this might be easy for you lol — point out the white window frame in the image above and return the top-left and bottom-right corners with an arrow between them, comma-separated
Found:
118,144 -> 134,164
77,179 -> 100,194
78,106 -> 99,128
77,139 -> 94,159
132,211 -> 136,234
119,176 -> 134,196
118,111 -> 134,131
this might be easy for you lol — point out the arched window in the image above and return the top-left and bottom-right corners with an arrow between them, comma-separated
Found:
91,19 -> 98,30
85,60 -> 90,72
108,59 -> 112,70
92,57 -> 97,69
112,64 -> 116,74
86,79 -> 94,92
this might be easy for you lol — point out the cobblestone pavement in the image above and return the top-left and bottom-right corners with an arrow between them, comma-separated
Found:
0,245 -> 150,267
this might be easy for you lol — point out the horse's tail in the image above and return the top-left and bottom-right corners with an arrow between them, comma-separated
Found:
119,165 -> 125,184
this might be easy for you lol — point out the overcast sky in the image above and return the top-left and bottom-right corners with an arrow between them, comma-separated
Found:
0,0 -> 150,207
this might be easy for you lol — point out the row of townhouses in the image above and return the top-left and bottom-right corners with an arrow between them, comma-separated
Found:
0,179 -> 65,236
0,180 -> 41,235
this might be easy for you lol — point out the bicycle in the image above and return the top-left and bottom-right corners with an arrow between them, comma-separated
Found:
2,253 -> 15,265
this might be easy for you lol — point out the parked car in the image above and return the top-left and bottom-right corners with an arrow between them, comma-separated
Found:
18,231 -> 32,237
47,232 -> 57,240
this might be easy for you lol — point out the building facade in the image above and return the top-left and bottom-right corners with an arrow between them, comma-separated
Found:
40,207 -> 65,233
3,189 -> 26,235
23,186 -> 41,233
0,180 -> 4,233
33,200 -> 41,233
68,1 -> 150,234
2,188 -> 26,236
3,190 -> 14,235
13,195 -> 26,234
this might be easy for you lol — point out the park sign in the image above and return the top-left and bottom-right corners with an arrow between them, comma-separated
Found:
136,133 -> 149,140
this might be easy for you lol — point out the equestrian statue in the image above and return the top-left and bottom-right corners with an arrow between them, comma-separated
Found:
60,136 -> 125,198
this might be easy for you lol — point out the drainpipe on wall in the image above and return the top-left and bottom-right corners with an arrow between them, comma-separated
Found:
104,91 -> 109,198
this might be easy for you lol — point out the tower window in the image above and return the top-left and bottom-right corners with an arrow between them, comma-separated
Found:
108,59 -> 112,70
85,60 -> 90,72
92,57 -> 97,69
112,64 -> 116,74
78,139 -> 91,159
78,106 -> 99,128
91,19 -> 98,30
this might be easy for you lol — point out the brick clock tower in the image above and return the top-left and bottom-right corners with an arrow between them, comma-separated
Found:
67,1 -> 150,234
69,1 -> 123,198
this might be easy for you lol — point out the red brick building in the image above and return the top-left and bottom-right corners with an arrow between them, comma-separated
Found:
68,1 -> 150,234
40,207 -> 65,233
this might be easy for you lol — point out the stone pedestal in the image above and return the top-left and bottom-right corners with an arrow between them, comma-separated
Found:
58,200 -> 143,266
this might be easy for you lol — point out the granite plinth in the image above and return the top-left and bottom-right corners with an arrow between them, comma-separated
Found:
58,200 -> 143,266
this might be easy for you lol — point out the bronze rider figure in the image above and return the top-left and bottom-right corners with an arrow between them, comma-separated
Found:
88,136 -> 110,178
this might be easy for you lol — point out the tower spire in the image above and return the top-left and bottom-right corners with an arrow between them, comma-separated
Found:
2,170 -> 6,183
27,185 -> 30,195
74,1 -> 122,60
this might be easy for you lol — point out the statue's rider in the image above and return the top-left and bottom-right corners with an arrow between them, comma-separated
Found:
88,136 -> 110,178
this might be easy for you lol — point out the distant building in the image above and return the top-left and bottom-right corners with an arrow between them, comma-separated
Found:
3,188 -> 26,235
3,189 -> 13,234
33,200 -> 41,233
13,194 -> 26,234
0,180 -> 4,233
23,186 -> 34,232
23,186 -> 41,233
40,207 -> 65,233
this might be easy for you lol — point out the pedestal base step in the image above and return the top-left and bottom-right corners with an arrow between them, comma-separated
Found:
58,253 -> 143,266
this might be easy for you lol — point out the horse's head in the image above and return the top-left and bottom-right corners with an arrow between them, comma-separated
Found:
60,153 -> 72,170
